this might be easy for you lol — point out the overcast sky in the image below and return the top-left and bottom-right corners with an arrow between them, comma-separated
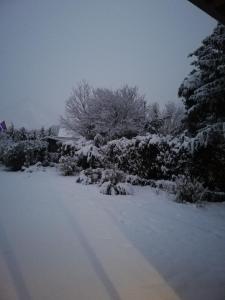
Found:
0,0 -> 216,128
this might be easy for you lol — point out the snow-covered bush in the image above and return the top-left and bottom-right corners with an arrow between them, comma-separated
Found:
60,143 -> 76,157
48,152 -> 60,164
125,174 -> 155,186
204,191 -> 225,202
0,133 -> 13,162
99,181 -> 133,195
102,134 -> 186,180
21,162 -> 45,173
99,168 -> 126,185
154,180 -> 177,194
75,144 -> 104,169
76,168 -> 103,184
2,140 -> 48,171
93,133 -> 106,147
116,182 -> 134,195
76,167 -> 133,195
175,175 -> 207,203
76,168 -> 126,185
59,156 -> 80,176
60,139 -> 104,170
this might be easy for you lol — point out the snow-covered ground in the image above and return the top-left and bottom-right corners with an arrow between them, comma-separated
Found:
0,167 -> 225,300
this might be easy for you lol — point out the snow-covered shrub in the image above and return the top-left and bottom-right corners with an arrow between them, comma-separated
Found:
204,191 -> 225,202
93,133 -> 106,147
99,181 -> 115,195
116,182 -> 134,195
98,169 -> 133,195
76,168 -> 126,185
59,156 -> 80,176
60,139 -> 104,170
75,144 -> 104,169
48,152 -> 60,163
2,140 -> 48,171
60,143 -> 76,157
0,133 -> 13,162
76,167 -> 133,195
175,175 -> 207,203
125,174 -> 155,186
21,162 -> 44,173
102,134 -> 185,180
99,181 -> 133,195
76,168 -> 103,184
154,180 -> 177,194
99,168 -> 126,185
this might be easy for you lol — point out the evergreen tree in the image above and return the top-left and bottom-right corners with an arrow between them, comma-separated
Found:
40,126 -> 45,138
178,23 -> 225,194
7,123 -> 15,140
31,130 -> 37,140
178,23 -> 225,134
19,127 -> 27,140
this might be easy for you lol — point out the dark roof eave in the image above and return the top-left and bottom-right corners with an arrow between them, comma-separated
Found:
188,0 -> 225,25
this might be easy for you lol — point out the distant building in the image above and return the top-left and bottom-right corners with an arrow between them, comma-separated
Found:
42,128 -> 81,152
0,121 -> 7,132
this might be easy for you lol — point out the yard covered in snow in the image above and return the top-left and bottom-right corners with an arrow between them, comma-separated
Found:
0,166 -> 225,300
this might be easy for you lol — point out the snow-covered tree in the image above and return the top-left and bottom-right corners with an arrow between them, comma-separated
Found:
145,102 -> 184,135
160,102 -> 185,135
7,123 -> 15,139
61,80 -> 94,139
178,23 -> 225,133
145,102 -> 163,134
39,126 -> 46,138
17,127 -> 27,141
90,85 -> 147,139
178,23 -> 225,193
61,81 -> 147,140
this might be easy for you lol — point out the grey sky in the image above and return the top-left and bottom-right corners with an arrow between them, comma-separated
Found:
0,0 -> 216,128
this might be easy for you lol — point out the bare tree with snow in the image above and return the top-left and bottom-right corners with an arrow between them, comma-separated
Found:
62,82 -> 147,140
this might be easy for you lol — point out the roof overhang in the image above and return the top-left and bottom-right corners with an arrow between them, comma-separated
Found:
188,0 -> 225,24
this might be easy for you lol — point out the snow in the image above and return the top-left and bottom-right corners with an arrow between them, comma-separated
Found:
58,128 -> 74,138
0,167 -> 225,300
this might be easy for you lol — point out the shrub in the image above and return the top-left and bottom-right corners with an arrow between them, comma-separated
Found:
0,133 -> 13,162
59,156 -> 81,176
93,133 -> 106,147
99,181 -> 133,195
76,168 -> 126,185
99,169 -> 126,185
76,168 -> 103,184
2,140 -> 48,170
125,174 -> 155,186
175,175 -> 207,203
76,167 -> 134,195
75,144 -> 104,169
102,134 -> 186,180
48,152 -> 60,164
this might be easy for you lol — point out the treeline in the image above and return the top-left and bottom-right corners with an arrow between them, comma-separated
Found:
5,125 -> 59,141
